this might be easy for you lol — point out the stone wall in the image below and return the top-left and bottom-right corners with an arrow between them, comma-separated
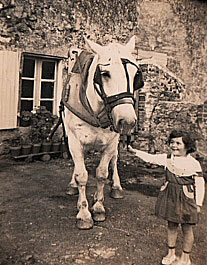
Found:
134,63 -> 207,156
0,0 -> 139,56
137,0 -> 207,103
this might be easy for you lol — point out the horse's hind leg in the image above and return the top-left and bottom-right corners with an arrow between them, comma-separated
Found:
110,152 -> 124,199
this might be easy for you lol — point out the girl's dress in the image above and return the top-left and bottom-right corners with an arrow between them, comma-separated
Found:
135,151 -> 205,224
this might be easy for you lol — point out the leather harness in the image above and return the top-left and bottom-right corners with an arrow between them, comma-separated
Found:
48,50 -> 144,150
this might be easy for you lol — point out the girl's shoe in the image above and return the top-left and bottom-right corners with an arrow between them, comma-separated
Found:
162,254 -> 177,264
175,259 -> 191,265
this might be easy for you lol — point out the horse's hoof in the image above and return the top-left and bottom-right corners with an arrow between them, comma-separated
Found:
111,188 -> 124,199
76,218 -> 94,230
66,186 -> 78,196
92,212 -> 106,222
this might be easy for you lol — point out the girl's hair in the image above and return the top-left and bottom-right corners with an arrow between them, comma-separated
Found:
168,129 -> 196,154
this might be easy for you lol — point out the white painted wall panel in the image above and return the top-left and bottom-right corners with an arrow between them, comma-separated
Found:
0,51 -> 20,130
56,60 -> 63,114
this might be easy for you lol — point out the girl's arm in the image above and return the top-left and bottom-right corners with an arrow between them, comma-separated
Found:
195,175 -> 205,207
128,146 -> 167,166
192,159 -> 205,208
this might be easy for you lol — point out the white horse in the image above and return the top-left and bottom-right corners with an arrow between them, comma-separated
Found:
62,36 -> 144,229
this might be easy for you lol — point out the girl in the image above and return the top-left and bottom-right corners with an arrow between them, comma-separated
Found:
128,129 -> 205,265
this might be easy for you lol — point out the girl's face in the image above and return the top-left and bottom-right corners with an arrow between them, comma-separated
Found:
169,137 -> 187,157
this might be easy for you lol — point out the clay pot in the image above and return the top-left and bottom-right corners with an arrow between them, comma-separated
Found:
32,143 -> 42,154
51,142 -> 61,152
10,146 -> 21,157
41,142 -> 52,153
21,145 -> 32,155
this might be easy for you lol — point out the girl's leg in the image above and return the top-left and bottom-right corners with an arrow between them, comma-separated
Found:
179,224 -> 194,263
162,221 -> 179,264
167,221 -> 179,251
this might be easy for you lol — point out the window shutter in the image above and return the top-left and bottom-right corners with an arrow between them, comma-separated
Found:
0,51 -> 20,129
56,60 -> 63,114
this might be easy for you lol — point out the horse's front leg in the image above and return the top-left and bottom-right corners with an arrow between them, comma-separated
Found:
74,157 -> 93,229
74,160 -> 94,229
110,151 -> 124,199
68,138 -> 93,229
92,151 -> 112,222
66,171 -> 79,196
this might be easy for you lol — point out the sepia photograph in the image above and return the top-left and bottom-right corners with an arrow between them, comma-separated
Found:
0,0 -> 206,264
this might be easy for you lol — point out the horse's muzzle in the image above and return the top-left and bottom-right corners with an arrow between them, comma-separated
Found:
116,118 -> 136,135
111,103 -> 137,134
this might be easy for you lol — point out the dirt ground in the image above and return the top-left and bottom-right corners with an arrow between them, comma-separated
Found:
0,149 -> 206,265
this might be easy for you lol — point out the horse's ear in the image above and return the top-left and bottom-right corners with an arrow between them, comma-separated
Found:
125,36 -> 136,53
84,37 -> 103,54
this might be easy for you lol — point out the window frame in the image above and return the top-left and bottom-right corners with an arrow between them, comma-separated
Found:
19,52 -> 65,116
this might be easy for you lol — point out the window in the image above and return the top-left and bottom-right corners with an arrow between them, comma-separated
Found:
0,51 -> 63,130
21,56 -> 59,114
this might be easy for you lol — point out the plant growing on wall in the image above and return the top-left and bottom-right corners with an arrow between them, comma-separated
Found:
21,134 -> 32,146
9,134 -> 22,147
20,111 -> 33,127
30,106 -> 58,144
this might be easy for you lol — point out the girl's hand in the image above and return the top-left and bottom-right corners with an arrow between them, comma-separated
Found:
197,205 -> 201,213
127,145 -> 137,154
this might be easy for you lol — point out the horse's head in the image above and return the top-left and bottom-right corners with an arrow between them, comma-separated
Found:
85,36 -> 144,135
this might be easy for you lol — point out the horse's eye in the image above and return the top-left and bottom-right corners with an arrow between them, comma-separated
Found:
101,71 -> 110,78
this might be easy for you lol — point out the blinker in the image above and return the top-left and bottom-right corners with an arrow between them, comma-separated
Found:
94,66 -> 102,86
134,70 -> 144,91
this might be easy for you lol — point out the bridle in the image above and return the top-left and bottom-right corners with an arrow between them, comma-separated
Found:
93,58 -> 141,132
61,51 -> 143,132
